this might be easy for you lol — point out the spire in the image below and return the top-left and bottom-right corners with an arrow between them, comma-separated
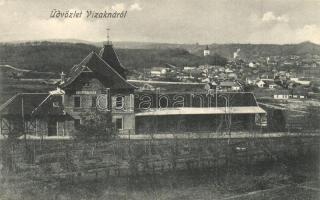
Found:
106,27 -> 112,45
99,44 -> 127,79
99,27 -> 127,78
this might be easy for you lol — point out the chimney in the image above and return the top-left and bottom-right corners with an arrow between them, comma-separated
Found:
60,71 -> 66,83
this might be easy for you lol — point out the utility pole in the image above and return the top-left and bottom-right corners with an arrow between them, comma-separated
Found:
22,95 -> 28,163
21,95 -> 25,139
155,88 -> 160,135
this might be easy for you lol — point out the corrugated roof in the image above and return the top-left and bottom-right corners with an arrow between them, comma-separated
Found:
134,92 -> 259,108
135,106 -> 266,116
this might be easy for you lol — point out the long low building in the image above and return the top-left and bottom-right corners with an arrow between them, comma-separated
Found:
0,42 -> 266,137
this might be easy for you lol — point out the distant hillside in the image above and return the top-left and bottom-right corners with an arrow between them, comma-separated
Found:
205,41 -> 320,59
0,42 -> 100,74
1,40 -> 319,76
36,39 -> 320,58
0,42 -> 227,74
113,41 -> 320,59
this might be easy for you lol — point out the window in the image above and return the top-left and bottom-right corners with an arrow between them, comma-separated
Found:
115,118 -> 123,130
92,96 -> 97,107
74,96 -> 81,108
115,96 -> 124,109
74,119 -> 80,129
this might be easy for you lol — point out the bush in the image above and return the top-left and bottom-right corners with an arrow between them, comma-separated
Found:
75,111 -> 114,140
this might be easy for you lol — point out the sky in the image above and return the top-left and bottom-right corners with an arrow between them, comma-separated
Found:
0,0 -> 320,44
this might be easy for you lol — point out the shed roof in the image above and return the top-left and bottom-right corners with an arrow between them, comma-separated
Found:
151,67 -> 167,71
0,93 -> 48,116
273,89 -> 290,95
134,92 -> 259,109
135,106 -> 266,116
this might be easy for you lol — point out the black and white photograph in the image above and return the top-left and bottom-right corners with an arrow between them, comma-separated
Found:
0,0 -> 319,199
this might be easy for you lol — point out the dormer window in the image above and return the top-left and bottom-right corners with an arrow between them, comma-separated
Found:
115,96 -> 124,109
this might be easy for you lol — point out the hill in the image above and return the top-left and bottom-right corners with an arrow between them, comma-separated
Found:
39,39 -> 320,58
0,42 -> 227,74
0,42 -> 100,74
37,39 -> 320,58
1,41 -> 320,76
115,41 -> 320,59
205,41 -> 320,59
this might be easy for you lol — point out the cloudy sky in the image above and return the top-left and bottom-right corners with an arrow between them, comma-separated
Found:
0,0 -> 320,44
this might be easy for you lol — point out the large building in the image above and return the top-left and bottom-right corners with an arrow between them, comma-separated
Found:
0,43 -> 266,137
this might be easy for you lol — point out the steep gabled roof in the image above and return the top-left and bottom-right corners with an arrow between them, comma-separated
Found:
60,52 -> 94,88
99,44 -> 127,78
60,52 -> 136,90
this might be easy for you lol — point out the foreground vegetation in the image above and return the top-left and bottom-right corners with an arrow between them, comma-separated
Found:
0,146 -> 318,200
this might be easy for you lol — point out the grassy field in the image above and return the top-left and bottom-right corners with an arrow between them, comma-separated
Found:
0,157 -> 319,200
0,66 -> 319,200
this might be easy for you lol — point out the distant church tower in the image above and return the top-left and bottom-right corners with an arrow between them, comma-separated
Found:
204,45 -> 210,56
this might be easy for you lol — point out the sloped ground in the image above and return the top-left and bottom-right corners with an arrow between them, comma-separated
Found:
0,158 -> 318,200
